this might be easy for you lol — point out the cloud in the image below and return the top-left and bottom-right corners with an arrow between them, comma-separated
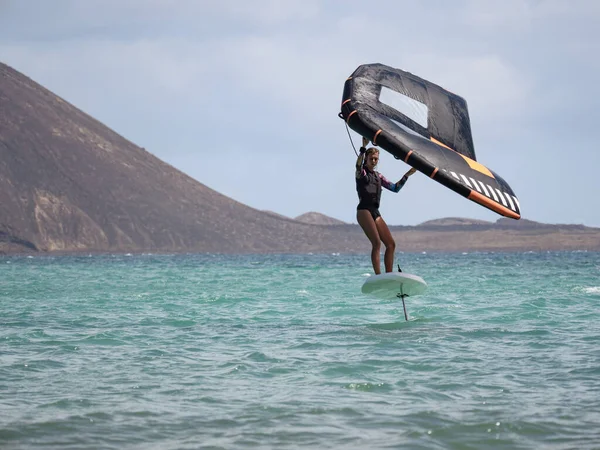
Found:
462,0 -> 534,32
0,0 -> 322,42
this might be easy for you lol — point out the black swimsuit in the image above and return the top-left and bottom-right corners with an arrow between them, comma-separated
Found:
356,167 -> 382,220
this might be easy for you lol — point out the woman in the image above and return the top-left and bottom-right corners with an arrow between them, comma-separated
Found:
356,137 -> 416,274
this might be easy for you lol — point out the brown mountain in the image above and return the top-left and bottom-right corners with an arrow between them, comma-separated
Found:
419,217 -> 492,227
386,218 -> 600,252
295,212 -> 347,225
0,62 -> 362,254
1,61 -> 599,254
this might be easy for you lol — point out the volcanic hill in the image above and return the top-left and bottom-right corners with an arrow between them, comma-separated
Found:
0,62 -> 362,254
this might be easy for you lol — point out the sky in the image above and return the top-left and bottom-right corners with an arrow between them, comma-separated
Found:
1,0 -> 599,227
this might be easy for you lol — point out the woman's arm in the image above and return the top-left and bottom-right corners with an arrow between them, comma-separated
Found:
355,151 -> 366,179
381,167 -> 417,193
355,137 -> 369,179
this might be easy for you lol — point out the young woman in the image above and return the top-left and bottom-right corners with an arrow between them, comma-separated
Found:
356,137 -> 416,274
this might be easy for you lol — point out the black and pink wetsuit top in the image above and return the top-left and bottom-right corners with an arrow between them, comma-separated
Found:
355,150 -> 409,216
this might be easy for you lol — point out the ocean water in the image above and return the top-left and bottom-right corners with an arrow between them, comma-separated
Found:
1,251 -> 600,449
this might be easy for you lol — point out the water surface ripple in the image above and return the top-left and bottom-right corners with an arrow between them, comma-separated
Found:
1,252 -> 599,449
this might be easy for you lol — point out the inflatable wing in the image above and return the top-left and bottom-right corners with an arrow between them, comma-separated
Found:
340,63 -> 520,220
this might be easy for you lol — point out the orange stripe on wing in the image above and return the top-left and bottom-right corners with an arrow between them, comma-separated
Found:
373,129 -> 382,145
468,190 -> 520,219
430,137 -> 453,151
430,136 -> 494,178
342,99 -> 351,106
430,168 -> 438,179
404,150 -> 413,163
346,110 -> 357,123
460,155 -> 494,178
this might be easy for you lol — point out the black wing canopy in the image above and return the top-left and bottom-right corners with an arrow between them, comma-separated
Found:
340,63 -> 520,220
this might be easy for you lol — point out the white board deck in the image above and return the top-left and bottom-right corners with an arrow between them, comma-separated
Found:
361,272 -> 427,299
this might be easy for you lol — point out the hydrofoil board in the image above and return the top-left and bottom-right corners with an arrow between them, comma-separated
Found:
361,272 -> 427,300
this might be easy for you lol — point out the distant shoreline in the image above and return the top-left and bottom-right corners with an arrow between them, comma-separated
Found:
3,217 -> 600,255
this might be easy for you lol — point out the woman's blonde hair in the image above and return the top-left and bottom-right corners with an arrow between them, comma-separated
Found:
365,147 -> 379,157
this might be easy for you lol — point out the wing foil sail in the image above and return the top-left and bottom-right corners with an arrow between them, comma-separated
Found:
340,63 -> 521,220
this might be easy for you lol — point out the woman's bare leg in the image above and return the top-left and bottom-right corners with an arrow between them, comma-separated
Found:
357,210 -> 381,274
375,217 -> 396,273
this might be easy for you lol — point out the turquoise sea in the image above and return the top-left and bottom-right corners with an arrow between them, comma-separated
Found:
1,252 -> 599,449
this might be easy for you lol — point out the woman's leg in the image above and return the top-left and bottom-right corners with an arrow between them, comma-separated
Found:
375,216 -> 396,273
357,209 -> 381,274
